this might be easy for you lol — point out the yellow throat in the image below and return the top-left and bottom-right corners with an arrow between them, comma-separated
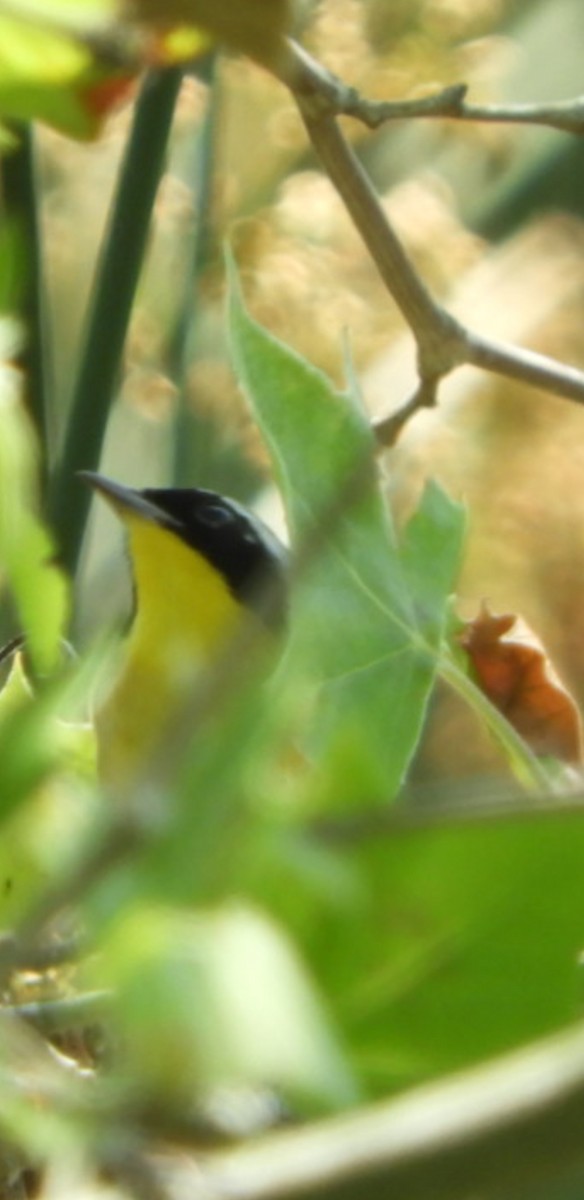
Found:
80,474 -> 288,788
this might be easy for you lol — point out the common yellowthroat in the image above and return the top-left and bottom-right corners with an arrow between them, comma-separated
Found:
80,472 -> 288,785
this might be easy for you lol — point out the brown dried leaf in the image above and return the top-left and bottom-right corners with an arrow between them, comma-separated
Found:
459,603 -> 583,765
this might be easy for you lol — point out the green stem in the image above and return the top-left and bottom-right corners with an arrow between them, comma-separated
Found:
48,66 -> 184,576
167,57 -> 261,500
169,53 -> 219,486
439,652 -> 554,793
2,124 -> 52,487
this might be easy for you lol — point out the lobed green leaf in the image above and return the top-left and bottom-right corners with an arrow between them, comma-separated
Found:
227,254 -> 465,804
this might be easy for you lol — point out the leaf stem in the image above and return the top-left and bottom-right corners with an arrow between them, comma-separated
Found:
439,652 -> 553,793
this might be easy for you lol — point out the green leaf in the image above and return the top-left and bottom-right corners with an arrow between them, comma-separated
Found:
227,255 -> 465,803
0,4 -> 133,139
0,650 -> 31,718
0,653 -> 97,923
0,725 -> 98,926
0,345 -> 69,674
94,902 -> 358,1114
309,810 -> 584,1094
400,479 -> 466,643
0,325 -> 69,674
0,656 -> 53,831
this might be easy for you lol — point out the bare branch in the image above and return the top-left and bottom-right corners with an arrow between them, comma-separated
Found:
274,39 -> 584,422
294,96 -> 464,384
437,96 -> 584,137
284,40 -> 584,136
464,330 -> 584,403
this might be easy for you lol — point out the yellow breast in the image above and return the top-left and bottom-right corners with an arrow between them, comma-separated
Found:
96,518 -> 247,787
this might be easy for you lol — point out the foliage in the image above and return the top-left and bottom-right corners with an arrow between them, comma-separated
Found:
0,1 -> 583,1198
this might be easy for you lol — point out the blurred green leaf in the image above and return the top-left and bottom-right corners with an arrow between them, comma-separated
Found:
0,650 -> 31,717
0,673 -> 53,838
127,0 -> 290,66
0,325 -> 69,674
0,653 -> 98,924
307,810 -> 584,1094
227,256 -> 465,804
95,902 -> 357,1114
0,7 -> 135,138
0,217 -> 27,313
0,779 -> 95,927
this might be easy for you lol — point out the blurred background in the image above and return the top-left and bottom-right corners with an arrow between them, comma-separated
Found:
33,0 -> 584,772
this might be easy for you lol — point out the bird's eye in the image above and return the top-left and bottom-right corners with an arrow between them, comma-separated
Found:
198,503 -> 234,528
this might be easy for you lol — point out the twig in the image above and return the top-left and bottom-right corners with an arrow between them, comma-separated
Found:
463,328 -> 584,402
296,100 -> 463,383
344,88 -> 584,137
447,96 -> 584,136
274,40 -> 584,425
286,45 -> 584,136
154,1022 -> 584,1200
373,378 -> 439,446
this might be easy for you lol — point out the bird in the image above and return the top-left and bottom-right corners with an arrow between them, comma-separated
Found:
79,472 -> 288,785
